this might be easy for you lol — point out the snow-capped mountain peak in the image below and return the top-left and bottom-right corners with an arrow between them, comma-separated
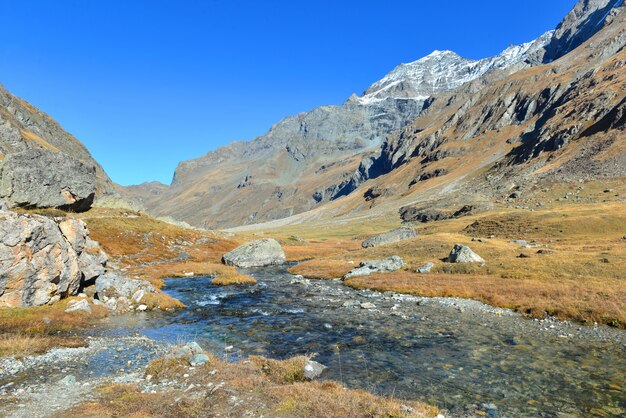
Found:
357,30 -> 554,105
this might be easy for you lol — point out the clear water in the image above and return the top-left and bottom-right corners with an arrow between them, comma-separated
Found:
111,266 -> 626,417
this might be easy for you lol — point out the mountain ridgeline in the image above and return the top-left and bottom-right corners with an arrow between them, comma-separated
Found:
0,0 -> 623,229
121,0 -> 625,229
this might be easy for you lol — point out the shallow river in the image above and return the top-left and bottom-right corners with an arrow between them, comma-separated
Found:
109,266 -> 626,417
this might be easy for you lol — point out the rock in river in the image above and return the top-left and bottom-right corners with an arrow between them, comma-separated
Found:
222,238 -> 286,268
361,226 -> 418,248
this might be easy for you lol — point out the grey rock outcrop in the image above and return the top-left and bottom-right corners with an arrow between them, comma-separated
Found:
0,210 -> 106,307
222,238 -> 286,268
400,205 -> 477,224
0,83 -> 114,210
95,273 -> 157,311
0,149 -> 97,211
416,262 -> 434,274
361,226 -> 418,248
543,0 -> 623,63
447,245 -> 485,263
344,256 -> 406,279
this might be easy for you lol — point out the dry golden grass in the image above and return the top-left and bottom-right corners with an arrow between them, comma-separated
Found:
0,334 -> 85,357
0,298 -> 108,357
61,352 -> 437,418
211,275 -> 257,286
133,262 -> 256,287
249,355 -> 310,384
78,209 -> 258,287
80,209 -> 238,266
20,129 -> 61,152
282,240 -> 362,261
280,201 -> 626,327
345,271 -> 626,327
138,291 -> 186,310
144,356 -> 195,381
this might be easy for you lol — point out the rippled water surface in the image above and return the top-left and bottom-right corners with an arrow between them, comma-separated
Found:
111,266 -> 626,417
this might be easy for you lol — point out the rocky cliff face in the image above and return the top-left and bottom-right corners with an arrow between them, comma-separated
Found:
543,0 -> 623,62
0,208 -> 107,307
0,84 -> 113,211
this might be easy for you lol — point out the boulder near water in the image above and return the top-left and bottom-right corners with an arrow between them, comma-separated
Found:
222,238 -> 286,268
95,272 -> 158,311
361,226 -> 418,248
303,360 -> 326,380
344,256 -> 406,279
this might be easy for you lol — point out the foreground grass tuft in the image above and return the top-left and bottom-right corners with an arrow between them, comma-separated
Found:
60,351 -> 437,418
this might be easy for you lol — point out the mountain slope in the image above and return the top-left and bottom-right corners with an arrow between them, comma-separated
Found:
129,20 -> 565,228
245,0 -> 626,228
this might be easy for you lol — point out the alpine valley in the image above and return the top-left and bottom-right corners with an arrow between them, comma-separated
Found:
0,1 -> 625,417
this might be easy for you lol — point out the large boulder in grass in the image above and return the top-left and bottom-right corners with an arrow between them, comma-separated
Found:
344,256 -> 406,279
361,226 -> 418,248
447,244 -> 484,263
222,238 -> 286,268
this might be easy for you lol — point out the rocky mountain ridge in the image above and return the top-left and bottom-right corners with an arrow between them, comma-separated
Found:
358,30 -> 554,105
1,0 -> 622,229
128,1 -> 608,228
126,0 -> 625,229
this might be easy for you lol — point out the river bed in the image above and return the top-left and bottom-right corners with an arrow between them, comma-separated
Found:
103,265 -> 626,417
1,265 -> 625,417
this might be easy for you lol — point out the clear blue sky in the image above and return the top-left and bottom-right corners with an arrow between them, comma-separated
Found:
0,0 -> 576,186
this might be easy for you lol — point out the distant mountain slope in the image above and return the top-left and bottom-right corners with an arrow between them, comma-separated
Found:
130,0 -> 624,228
128,21 -> 562,228
229,9 -> 626,232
